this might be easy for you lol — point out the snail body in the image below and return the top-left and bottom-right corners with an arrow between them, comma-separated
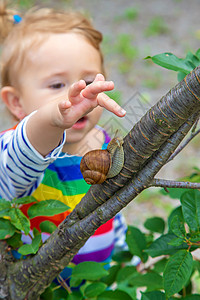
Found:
80,135 -> 124,185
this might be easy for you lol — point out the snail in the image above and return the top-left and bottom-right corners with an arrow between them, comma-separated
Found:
80,132 -> 124,185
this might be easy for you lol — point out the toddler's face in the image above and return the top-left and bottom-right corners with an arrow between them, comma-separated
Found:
18,32 -> 103,144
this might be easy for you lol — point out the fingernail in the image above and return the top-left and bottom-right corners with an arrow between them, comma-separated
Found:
119,108 -> 126,116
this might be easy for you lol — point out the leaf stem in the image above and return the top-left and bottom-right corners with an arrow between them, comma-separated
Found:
57,274 -> 72,294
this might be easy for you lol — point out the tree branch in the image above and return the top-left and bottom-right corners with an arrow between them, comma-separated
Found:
167,127 -> 200,163
0,241 -> 14,300
8,113 -> 198,300
191,115 -> 200,133
4,65 -> 200,299
150,178 -> 200,189
66,67 -> 200,225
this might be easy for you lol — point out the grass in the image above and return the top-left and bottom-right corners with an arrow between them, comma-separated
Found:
123,7 -> 139,21
144,16 -> 169,37
114,6 -> 139,22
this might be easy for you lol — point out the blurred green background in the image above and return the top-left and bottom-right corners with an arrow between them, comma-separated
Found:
2,0 -> 200,225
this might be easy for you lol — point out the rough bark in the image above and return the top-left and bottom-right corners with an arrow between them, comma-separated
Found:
8,113 -> 198,300
1,66 -> 200,299
0,242 -> 14,300
65,66 -> 200,224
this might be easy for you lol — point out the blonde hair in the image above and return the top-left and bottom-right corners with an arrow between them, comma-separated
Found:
0,3 -> 105,89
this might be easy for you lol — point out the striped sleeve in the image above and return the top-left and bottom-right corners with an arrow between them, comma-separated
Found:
113,212 -> 128,252
0,113 -> 66,201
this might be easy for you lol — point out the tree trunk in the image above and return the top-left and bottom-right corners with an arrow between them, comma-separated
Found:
1,67 -> 200,299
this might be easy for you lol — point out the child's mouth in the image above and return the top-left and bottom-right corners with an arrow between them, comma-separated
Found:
72,117 -> 87,129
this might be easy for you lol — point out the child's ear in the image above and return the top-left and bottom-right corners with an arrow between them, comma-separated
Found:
1,86 -> 26,120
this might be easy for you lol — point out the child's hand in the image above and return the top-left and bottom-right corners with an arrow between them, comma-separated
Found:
26,74 -> 126,156
56,74 -> 126,129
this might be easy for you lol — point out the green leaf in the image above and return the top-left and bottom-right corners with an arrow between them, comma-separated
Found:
153,258 -> 168,274
117,283 -> 137,300
28,200 -> 69,218
168,206 -> 184,233
145,233 -> 188,257
144,217 -> 165,233
168,237 -> 185,246
100,264 -> 121,286
190,232 -> 200,243
193,260 -> 200,274
84,282 -> 107,298
17,234 -> 41,255
0,198 -> 11,210
145,233 -> 154,244
163,249 -> 193,297
181,190 -> 200,232
177,71 -> 186,82
6,232 -> 22,248
116,266 -> 137,283
126,226 -> 148,262
72,262 -> 108,281
39,220 -> 57,234
170,215 -> 186,238
0,219 -> 16,239
0,209 -> 11,219
146,52 -> 194,74
128,271 -> 163,291
105,90 -> 122,105
141,290 -> 166,300
69,276 -> 83,288
67,291 -> 83,300
97,290 -> 132,300
186,51 -> 200,67
112,250 -> 133,263
9,208 -> 30,234
40,286 -> 53,300
183,295 -> 200,300
178,280 -> 192,297
195,48 -> 200,60
33,227 -> 40,238
47,282 -> 70,300
12,196 -> 37,205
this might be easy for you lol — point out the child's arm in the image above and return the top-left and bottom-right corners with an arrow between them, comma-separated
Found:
26,74 -> 126,157
0,75 -> 125,200
0,117 -> 65,200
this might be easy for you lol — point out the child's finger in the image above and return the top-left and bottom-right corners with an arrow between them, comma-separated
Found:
97,93 -> 126,117
68,80 -> 86,99
81,80 -> 114,99
58,99 -> 72,112
93,73 -> 105,82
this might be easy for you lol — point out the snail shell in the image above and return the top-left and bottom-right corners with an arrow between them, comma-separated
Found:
80,135 -> 124,185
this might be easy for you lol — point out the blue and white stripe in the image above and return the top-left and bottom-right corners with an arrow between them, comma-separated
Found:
0,113 -> 66,201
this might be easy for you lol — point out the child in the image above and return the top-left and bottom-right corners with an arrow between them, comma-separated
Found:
0,4 -> 128,278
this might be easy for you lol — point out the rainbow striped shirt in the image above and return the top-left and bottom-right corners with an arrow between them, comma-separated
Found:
0,114 -> 127,263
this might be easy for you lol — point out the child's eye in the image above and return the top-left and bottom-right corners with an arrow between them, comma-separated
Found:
49,83 -> 65,89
